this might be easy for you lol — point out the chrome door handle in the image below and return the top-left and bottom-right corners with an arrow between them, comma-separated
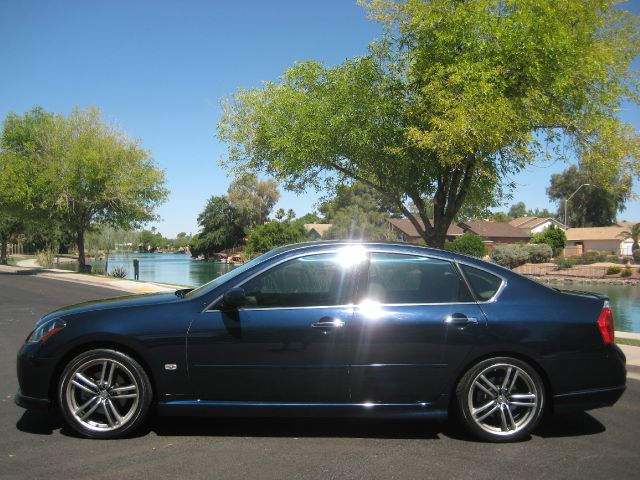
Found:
445,314 -> 478,325
311,318 -> 345,329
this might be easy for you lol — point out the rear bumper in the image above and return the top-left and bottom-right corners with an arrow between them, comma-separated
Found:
14,389 -> 51,411
553,384 -> 626,412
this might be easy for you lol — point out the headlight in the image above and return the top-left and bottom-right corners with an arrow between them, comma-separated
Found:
27,319 -> 67,344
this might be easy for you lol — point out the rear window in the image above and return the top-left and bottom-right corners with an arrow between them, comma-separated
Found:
365,253 -> 473,304
459,264 -> 503,301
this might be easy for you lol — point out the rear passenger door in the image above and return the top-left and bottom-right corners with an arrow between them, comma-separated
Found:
349,252 -> 485,404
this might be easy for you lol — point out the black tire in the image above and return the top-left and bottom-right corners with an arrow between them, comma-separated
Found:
455,356 -> 545,442
57,348 -> 152,439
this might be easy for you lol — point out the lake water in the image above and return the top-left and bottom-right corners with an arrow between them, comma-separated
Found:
62,252 -> 237,289
62,253 -> 640,333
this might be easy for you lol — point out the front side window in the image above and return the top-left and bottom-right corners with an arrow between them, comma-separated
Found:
240,253 -> 355,308
364,253 -> 473,304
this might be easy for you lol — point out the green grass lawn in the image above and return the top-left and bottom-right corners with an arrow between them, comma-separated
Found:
616,337 -> 640,347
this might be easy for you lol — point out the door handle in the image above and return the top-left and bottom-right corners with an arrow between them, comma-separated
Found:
311,317 -> 345,329
445,314 -> 478,326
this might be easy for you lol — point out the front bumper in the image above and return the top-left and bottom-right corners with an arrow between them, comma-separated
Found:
15,389 -> 51,411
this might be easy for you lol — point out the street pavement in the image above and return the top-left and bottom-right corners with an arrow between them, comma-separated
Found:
1,272 -> 639,480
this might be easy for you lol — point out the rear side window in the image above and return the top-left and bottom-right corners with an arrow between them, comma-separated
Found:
365,253 -> 473,304
459,264 -> 503,301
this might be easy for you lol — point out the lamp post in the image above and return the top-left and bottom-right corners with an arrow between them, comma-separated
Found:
564,183 -> 590,227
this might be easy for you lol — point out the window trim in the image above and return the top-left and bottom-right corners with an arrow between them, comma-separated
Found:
455,261 -> 507,304
204,248 -> 358,312
202,246 -> 507,312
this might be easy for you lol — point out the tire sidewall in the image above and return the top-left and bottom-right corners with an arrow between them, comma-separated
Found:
57,348 -> 152,439
456,356 -> 545,443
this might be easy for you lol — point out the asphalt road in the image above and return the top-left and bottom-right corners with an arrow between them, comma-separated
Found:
1,273 -> 639,480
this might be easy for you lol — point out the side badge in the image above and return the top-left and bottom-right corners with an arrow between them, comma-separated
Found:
164,364 -> 177,371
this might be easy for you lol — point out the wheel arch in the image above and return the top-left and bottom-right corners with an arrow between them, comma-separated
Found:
448,350 -> 555,414
49,338 -> 158,408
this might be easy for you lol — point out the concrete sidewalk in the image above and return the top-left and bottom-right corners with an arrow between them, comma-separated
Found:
0,264 -> 183,294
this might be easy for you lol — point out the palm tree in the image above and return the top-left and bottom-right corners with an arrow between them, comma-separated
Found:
619,223 -> 640,252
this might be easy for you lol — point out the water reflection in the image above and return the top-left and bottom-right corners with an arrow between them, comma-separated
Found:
540,282 -> 640,333
60,252 -> 237,287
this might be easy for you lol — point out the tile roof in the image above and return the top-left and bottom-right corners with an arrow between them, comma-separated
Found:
304,223 -> 332,235
461,220 -> 532,239
565,225 -> 632,241
387,218 -> 464,237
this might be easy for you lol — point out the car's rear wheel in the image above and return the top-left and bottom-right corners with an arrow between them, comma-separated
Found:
58,349 -> 152,439
455,356 -> 545,442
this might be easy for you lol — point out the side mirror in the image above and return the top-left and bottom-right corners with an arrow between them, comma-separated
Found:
222,287 -> 247,309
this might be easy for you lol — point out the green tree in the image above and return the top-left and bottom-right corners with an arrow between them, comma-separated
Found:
619,223 -> 640,252
548,164 -> 631,227
0,214 -> 22,264
1,107 -> 168,271
508,202 -> 527,219
245,221 -> 307,255
531,225 -> 567,256
218,0 -> 640,248
319,182 -> 399,240
489,211 -> 512,222
190,196 -> 244,259
226,173 -> 280,231
296,212 -> 322,225
444,233 -> 486,258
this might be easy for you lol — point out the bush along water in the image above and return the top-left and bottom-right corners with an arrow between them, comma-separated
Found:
491,243 -> 552,268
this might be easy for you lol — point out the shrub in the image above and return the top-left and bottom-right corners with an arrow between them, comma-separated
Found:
606,265 -> 622,275
246,221 -> 307,254
621,267 -> 632,278
110,266 -> 128,278
526,244 -> 552,264
605,255 -> 621,264
531,225 -> 567,256
36,249 -> 55,269
491,244 -> 530,269
554,257 -> 576,269
444,233 -> 486,258
633,249 -> 640,263
577,250 -> 608,265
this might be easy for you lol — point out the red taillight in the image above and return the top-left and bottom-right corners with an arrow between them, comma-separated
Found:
597,302 -> 615,345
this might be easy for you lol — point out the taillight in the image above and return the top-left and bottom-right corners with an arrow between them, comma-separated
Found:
597,301 -> 615,345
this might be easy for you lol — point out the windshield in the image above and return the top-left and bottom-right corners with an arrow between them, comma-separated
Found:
183,251 -> 276,299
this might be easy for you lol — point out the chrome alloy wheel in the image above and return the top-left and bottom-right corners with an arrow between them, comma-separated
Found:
467,363 -> 540,436
65,358 -> 140,432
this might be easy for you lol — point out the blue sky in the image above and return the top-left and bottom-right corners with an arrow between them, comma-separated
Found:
1,0 -> 638,237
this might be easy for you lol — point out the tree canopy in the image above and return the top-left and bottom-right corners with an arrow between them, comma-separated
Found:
217,0 -> 640,248
0,106 -> 169,270
190,196 -> 244,259
319,181 -> 399,240
547,164 -> 631,227
226,172 -> 280,231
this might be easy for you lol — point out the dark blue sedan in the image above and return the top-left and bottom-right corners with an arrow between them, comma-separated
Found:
16,242 -> 626,442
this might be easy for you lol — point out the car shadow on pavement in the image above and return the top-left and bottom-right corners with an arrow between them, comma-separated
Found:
535,411 -> 606,438
16,410 -> 605,441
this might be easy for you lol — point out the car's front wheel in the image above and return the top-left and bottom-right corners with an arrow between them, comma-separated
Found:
455,356 -> 545,442
58,348 -> 152,439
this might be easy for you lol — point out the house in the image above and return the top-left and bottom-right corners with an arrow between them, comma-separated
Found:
386,218 -> 464,243
509,216 -> 567,234
565,224 -> 636,256
304,223 -> 332,240
387,218 -> 530,251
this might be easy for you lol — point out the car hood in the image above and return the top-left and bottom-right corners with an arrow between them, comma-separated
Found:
36,291 -> 181,327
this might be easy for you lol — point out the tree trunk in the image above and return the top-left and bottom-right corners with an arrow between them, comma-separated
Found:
104,250 -> 109,276
76,229 -> 86,272
0,239 -> 8,265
